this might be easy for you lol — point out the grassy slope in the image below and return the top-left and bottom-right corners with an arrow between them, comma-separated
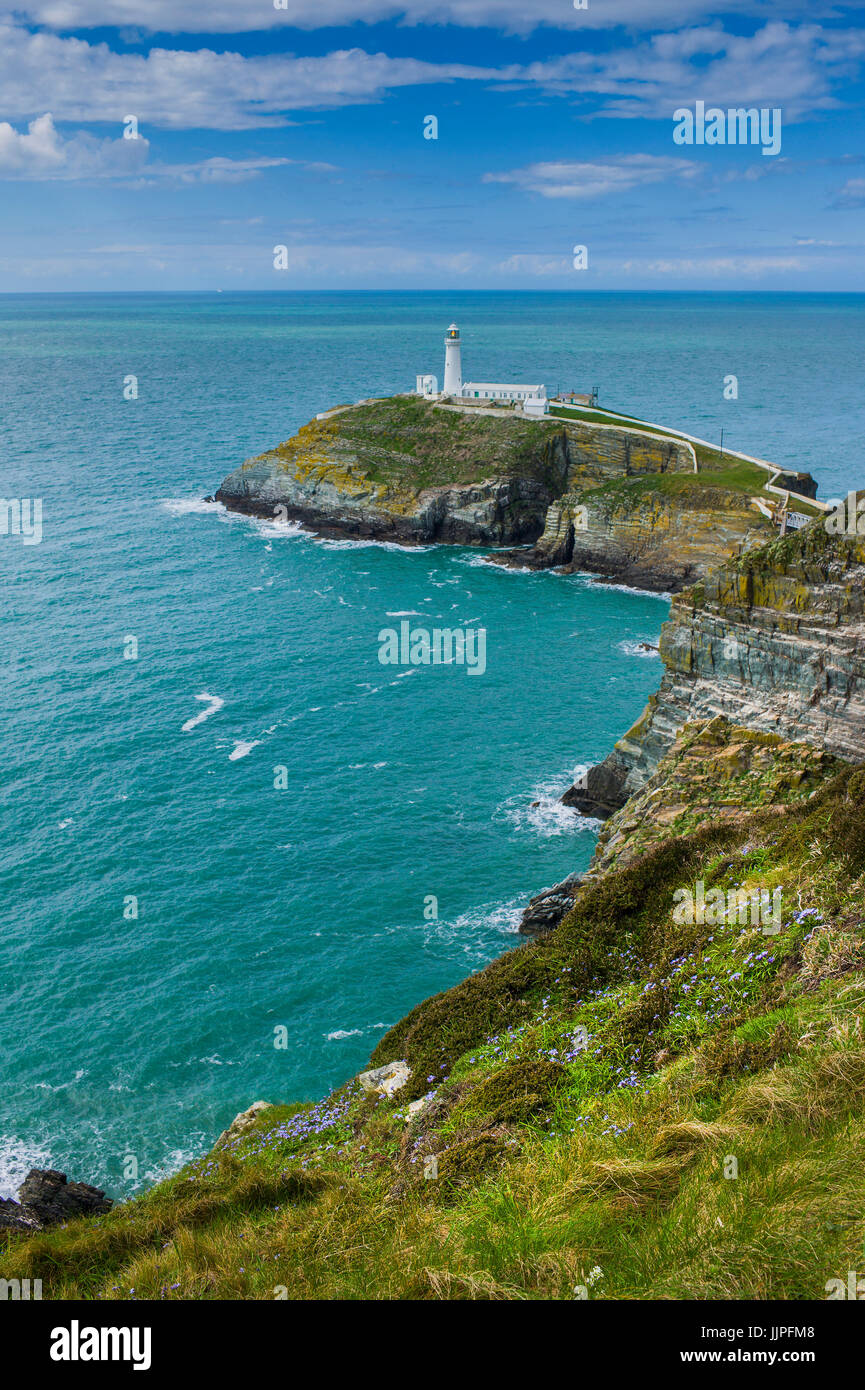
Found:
583,469 -> 771,510
6,727 -> 865,1301
267,396 -> 569,493
551,405 -> 822,513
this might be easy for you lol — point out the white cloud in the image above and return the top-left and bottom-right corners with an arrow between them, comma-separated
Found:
0,19 -> 859,134
485,155 -> 702,199
0,112 -> 316,181
833,178 -> 865,207
130,155 -> 293,185
0,0 -> 835,35
0,112 -> 148,177
515,21 -> 865,120
0,24 -> 498,129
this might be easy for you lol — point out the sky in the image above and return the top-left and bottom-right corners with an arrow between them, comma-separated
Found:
1,0 -> 865,290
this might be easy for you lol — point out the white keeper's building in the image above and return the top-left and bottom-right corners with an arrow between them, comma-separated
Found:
415,323 -> 548,416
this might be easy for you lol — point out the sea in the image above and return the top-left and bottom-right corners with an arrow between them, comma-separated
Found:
2,291 -> 863,1198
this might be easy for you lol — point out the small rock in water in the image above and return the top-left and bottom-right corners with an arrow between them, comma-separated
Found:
0,1169 -> 113,1231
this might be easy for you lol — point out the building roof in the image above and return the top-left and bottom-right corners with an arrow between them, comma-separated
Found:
462,382 -> 545,392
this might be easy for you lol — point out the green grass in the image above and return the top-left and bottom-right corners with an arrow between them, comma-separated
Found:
587,464 -> 770,503
5,730 -> 865,1300
550,405 -> 820,508
263,396 -> 820,522
550,404 -> 679,432
309,395 -> 568,492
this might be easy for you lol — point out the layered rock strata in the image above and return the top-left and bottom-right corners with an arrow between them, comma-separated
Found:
514,485 -> 774,593
563,525 -> 865,818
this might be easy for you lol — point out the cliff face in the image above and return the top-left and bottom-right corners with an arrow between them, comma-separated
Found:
588,715 -> 842,880
13,740 -> 865,1301
216,397 -> 571,545
560,417 -> 696,482
565,524 -> 865,816
490,416 -> 820,591
526,483 -> 770,592
502,417 -> 696,577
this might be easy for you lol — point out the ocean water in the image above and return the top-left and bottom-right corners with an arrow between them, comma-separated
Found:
2,291 -> 863,1199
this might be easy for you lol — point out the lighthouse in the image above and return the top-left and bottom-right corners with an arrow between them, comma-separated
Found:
443,322 -> 462,396
413,321 -> 548,413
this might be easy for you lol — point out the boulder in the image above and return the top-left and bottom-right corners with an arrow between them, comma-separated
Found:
2,1169 -> 114,1230
561,758 -> 629,820
405,1095 -> 435,1124
359,1060 -> 411,1098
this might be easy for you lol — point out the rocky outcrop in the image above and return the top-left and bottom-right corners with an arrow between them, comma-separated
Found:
0,1198 -> 35,1232
488,419 -> 818,591
0,1169 -> 112,1231
536,485 -> 771,592
588,716 -> 842,879
493,475 -> 781,592
561,417 -> 696,483
215,397 -> 813,579
517,873 -> 583,936
562,524 -> 865,817
219,461 -> 557,547
216,397 -> 570,546
359,1060 -> 411,1098
214,1101 -> 273,1148
561,756 -> 634,818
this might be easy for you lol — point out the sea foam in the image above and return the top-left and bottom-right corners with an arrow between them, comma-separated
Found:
182,692 -> 225,733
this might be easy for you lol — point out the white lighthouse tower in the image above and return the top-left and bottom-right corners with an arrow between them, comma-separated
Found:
443,322 -> 462,397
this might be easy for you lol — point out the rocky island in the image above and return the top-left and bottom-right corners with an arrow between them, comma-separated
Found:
216,392 -> 821,592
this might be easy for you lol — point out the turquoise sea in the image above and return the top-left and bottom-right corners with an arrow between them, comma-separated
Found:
2,292 -> 863,1198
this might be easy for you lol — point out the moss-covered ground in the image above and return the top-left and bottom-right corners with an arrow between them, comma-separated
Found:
264,395 -> 569,493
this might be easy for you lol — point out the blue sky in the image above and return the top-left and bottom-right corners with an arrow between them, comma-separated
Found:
1,0 -> 865,290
